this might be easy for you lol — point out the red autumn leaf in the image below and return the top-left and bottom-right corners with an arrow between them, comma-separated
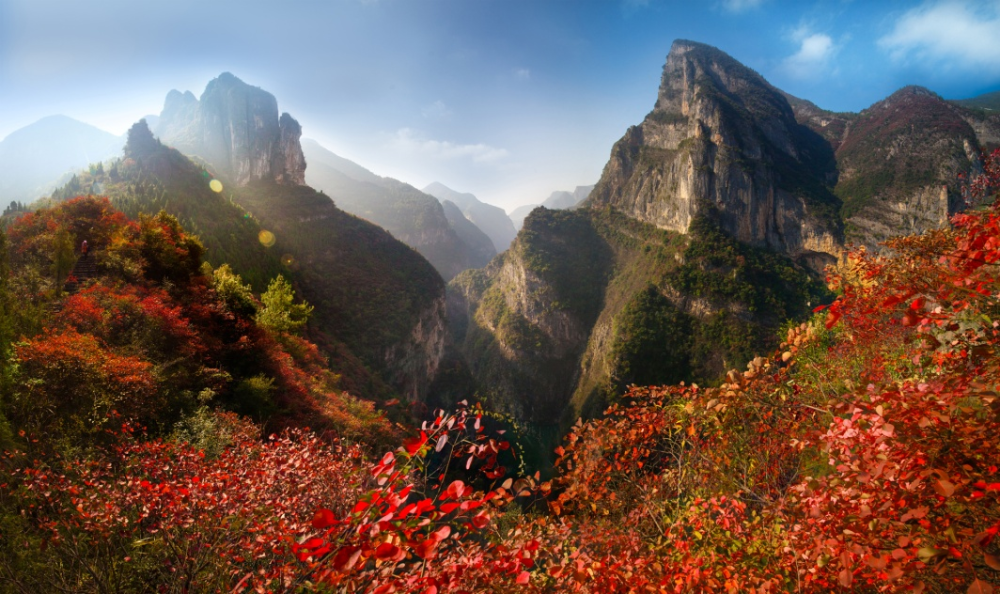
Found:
968,579 -> 994,594
838,568 -> 853,588
414,538 -> 438,560
471,512 -> 489,529
311,508 -> 336,529
516,571 -> 530,584
375,542 -> 401,560
403,432 -> 428,455
985,553 -> 1000,571
444,480 -> 467,501
430,525 -> 451,542
332,546 -> 362,572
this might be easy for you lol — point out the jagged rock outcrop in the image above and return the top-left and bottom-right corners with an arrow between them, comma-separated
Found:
449,39 -> 1000,461
277,113 -> 306,185
153,73 -> 306,187
449,209 -> 612,422
588,40 -> 842,263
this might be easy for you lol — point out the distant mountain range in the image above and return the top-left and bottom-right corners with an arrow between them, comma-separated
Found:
421,182 -> 518,253
302,139 -> 494,280
508,185 -> 594,231
0,115 -> 124,205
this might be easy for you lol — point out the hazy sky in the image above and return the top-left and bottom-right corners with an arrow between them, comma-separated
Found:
3,0 -> 1000,211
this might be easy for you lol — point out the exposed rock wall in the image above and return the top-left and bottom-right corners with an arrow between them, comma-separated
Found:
385,295 -> 449,402
588,40 -> 842,261
153,73 -> 306,187
277,113 -> 306,186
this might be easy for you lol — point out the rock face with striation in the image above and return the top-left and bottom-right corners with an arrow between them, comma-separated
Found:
153,73 -> 306,187
588,40 -> 842,264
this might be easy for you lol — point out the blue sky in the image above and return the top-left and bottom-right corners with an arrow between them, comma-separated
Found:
2,0 -> 1000,211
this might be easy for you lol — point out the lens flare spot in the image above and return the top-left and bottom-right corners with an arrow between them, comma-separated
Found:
258,230 -> 276,247
281,254 -> 294,266
209,179 -> 223,193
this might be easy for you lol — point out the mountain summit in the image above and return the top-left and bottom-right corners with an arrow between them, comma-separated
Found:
588,39 -> 841,261
153,73 -> 306,187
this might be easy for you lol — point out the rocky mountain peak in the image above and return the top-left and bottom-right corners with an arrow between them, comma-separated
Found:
152,73 -> 307,187
589,40 -> 841,261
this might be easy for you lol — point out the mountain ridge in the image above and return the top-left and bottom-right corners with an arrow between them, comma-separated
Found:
422,182 -> 517,253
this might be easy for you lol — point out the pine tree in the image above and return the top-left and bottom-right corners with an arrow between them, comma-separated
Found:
255,275 -> 313,334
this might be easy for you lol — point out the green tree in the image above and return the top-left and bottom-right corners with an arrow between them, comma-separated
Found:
212,264 -> 257,317
255,275 -> 313,334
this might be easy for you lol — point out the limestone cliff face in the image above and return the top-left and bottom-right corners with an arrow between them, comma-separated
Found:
449,209 -> 611,423
589,40 -> 842,261
384,295 -> 449,402
153,73 -> 306,187
277,113 -> 306,185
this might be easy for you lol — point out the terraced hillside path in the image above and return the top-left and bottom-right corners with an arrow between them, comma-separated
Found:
64,254 -> 98,295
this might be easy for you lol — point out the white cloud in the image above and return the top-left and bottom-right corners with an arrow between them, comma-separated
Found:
422,100 -> 452,119
878,1 -> 1000,74
514,68 -> 531,81
781,30 -> 836,79
388,128 -> 509,163
721,0 -> 766,13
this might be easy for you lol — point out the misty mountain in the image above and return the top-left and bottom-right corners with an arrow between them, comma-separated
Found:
152,73 -> 305,187
422,182 -> 517,252
302,139 -> 493,279
0,115 -> 124,205
440,200 -> 497,268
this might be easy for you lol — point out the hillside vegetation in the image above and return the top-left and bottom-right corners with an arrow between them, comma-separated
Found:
45,121 -> 446,403
0,150 -> 996,593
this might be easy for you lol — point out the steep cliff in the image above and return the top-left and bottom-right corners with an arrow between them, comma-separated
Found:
588,40 -> 842,264
153,73 -> 306,187
230,181 -> 449,402
449,207 -> 824,431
